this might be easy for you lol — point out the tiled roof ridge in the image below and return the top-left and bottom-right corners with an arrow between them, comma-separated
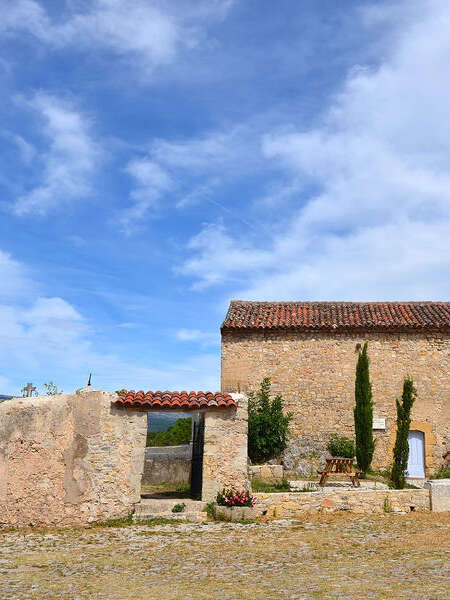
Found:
222,300 -> 450,332
227,300 -> 449,305
114,390 -> 237,410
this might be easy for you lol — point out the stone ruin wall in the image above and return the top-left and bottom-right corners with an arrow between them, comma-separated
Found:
0,390 -> 147,529
202,393 -> 249,501
222,331 -> 450,477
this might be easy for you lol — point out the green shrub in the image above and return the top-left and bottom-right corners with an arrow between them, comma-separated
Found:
354,342 -> 375,473
205,501 -> 216,519
391,376 -> 416,489
248,378 -> 293,464
430,467 -> 450,479
171,503 -> 186,513
93,514 -> 133,528
146,417 -> 192,446
299,482 -> 317,493
251,478 -> 291,493
326,434 -> 355,458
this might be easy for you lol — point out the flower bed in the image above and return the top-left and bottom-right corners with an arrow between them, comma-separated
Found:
216,488 -> 256,507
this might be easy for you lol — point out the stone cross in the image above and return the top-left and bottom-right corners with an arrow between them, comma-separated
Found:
24,382 -> 36,397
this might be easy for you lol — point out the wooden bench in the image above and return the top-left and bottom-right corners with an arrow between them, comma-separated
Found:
317,457 -> 362,487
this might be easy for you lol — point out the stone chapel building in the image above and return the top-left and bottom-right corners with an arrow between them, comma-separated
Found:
221,301 -> 450,477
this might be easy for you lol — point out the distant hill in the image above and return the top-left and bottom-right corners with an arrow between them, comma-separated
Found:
0,395 -> 13,403
147,411 -> 186,432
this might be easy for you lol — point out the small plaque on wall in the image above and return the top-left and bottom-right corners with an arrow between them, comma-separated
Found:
373,418 -> 386,430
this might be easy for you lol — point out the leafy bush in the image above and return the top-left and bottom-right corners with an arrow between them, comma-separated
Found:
43,381 -> 62,395
171,503 -> 186,513
430,468 -> 450,479
326,434 -> 355,458
248,378 -> 293,464
146,417 -> 192,446
216,488 -> 256,507
205,501 -> 216,519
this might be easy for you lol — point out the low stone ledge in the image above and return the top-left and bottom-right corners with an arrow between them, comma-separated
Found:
249,464 -> 284,484
215,506 -> 257,521
424,479 -> 450,512
252,489 -> 430,518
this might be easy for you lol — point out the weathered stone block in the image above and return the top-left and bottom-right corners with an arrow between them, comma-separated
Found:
249,464 -> 284,483
215,506 -> 256,521
425,479 -> 450,512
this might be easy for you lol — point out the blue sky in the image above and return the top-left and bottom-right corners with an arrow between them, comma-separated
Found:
0,0 -> 449,396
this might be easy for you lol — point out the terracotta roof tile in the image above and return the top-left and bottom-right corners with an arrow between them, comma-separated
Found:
222,301 -> 450,333
114,390 -> 237,410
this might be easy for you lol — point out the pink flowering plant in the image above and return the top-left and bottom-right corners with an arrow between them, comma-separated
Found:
216,488 -> 256,507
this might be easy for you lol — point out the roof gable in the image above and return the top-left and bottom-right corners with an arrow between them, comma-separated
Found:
221,301 -> 450,333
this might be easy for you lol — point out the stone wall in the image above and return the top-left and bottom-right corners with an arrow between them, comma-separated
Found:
0,390 -> 147,528
202,393 -> 249,501
249,464 -> 284,484
254,489 -> 431,518
425,479 -> 450,512
222,331 -> 450,475
142,445 -> 191,485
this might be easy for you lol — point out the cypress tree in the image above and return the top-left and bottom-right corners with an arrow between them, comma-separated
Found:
353,342 -> 374,472
391,376 -> 416,489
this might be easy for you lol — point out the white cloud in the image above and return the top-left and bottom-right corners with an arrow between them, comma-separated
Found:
0,0 -> 234,75
0,0 -> 50,39
13,93 -> 100,215
176,329 -> 204,341
175,328 -> 219,347
0,249 -> 221,395
0,250 -> 35,301
121,123 -> 267,230
118,158 -> 173,234
2,132 -> 36,164
179,0 -> 450,301
94,352 -> 220,393
180,223 -> 268,290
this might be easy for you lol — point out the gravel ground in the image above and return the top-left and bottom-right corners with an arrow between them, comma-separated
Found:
0,513 -> 449,599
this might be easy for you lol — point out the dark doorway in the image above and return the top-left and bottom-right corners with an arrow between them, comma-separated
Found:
190,412 -> 205,500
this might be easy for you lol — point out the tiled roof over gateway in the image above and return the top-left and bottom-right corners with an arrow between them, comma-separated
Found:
222,301 -> 450,333
115,390 -> 237,410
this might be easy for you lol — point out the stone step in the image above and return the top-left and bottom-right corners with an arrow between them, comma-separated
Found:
133,498 -> 207,522
133,510 -> 207,523
137,498 -> 205,512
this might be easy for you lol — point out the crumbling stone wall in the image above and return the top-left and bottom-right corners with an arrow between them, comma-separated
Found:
0,390 -> 147,528
222,331 -> 450,476
202,393 -> 249,500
